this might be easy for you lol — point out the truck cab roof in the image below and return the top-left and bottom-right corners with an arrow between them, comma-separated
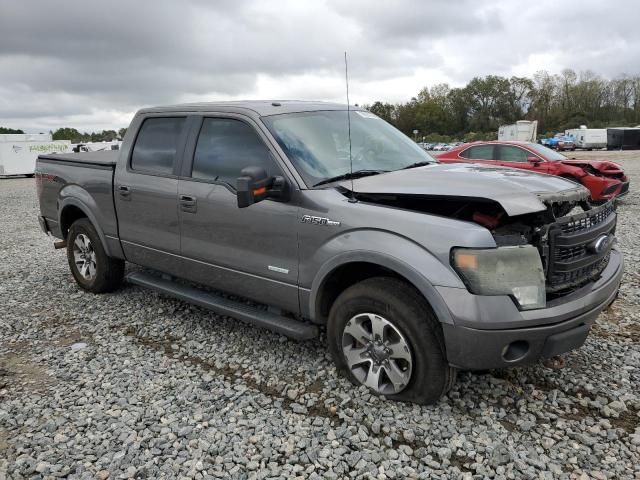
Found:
138,100 -> 353,117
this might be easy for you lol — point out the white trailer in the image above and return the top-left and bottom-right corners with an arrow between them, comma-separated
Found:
0,134 -> 71,176
564,126 -> 607,150
498,120 -> 538,142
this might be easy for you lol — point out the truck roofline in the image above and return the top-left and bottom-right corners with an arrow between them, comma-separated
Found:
136,100 -> 360,117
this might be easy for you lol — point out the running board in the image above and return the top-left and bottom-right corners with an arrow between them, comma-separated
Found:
126,271 -> 318,340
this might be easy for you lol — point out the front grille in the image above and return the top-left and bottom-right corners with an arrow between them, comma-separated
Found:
554,245 -> 585,261
559,202 -> 615,234
546,201 -> 616,293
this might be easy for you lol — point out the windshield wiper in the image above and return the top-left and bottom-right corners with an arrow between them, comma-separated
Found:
401,161 -> 435,170
313,169 -> 388,187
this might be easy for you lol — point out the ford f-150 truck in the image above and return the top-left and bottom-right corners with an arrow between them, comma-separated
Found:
36,101 -> 623,404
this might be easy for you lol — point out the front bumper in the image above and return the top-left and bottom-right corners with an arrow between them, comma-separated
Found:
439,248 -> 623,370
586,176 -> 630,201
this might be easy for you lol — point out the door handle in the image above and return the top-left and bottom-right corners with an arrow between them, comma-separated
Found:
180,194 -> 197,212
118,185 -> 131,199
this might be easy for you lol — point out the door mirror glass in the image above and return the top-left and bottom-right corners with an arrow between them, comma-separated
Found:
237,166 -> 290,208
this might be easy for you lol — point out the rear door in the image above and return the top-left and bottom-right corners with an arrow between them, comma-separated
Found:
457,144 -> 500,165
177,115 -> 300,313
114,115 -> 190,275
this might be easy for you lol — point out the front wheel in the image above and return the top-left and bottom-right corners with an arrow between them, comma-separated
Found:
67,218 -> 124,293
328,277 -> 456,404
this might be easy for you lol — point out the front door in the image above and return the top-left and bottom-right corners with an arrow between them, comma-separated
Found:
114,116 -> 188,275
495,144 -> 549,173
177,116 -> 300,313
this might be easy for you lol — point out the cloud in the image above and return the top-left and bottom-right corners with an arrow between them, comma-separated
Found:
0,0 -> 638,132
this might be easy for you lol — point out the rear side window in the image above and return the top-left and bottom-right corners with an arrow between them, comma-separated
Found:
497,145 -> 529,162
460,145 -> 495,160
192,118 -> 276,187
131,117 -> 186,174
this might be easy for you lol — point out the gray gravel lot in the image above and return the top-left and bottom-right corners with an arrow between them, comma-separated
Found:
1,151 -> 639,479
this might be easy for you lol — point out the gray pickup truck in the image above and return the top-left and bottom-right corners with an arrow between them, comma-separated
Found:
36,101 -> 623,404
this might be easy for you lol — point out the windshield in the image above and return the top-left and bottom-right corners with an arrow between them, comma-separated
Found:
526,143 -> 567,161
262,110 -> 435,187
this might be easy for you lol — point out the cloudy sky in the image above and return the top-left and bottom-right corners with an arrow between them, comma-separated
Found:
1,0 -> 638,133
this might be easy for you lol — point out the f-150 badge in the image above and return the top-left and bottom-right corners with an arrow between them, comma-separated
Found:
301,215 -> 341,226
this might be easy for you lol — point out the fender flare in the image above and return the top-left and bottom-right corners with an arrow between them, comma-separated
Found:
309,250 -> 457,325
58,196 -> 112,257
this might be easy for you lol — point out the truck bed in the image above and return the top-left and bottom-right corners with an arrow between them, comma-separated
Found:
36,150 -> 119,245
38,151 -> 118,167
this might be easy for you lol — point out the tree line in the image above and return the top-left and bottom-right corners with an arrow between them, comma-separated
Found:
50,127 -> 127,143
0,127 -> 25,134
365,69 -> 640,142
0,127 -> 127,142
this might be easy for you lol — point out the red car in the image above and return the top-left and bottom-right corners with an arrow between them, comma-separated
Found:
437,141 -> 629,202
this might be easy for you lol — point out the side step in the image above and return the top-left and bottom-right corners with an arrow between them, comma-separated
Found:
126,271 -> 318,340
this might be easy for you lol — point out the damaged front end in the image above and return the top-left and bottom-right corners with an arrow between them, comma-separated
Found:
348,185 -> 617,302
492,191 -> 617,298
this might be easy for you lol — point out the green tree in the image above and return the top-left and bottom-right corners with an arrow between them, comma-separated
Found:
0,127 -> 25,134
366,101 -> 395,123
52,127 -> 83,143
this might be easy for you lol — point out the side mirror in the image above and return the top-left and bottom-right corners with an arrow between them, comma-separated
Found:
236,166 -> 290,208
527,156 -> 541,165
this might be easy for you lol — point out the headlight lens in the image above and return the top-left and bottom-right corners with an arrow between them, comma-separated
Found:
452,245 -> 546,310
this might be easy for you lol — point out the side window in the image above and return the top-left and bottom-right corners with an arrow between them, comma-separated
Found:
192,118 -> 276,187
498,145 -> 529,162
460,145 -> 495,160
130,117 -> 186,174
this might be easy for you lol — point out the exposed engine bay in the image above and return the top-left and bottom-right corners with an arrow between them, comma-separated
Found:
348,188 -> 617,297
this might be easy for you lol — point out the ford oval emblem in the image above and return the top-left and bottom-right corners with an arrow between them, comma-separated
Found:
588,234 -> 609,254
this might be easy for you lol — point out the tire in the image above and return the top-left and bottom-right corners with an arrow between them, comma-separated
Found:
66,218 -> 124,293
327,277 -> 456,405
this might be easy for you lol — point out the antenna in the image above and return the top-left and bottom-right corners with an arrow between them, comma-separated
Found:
344,51 -> 357,203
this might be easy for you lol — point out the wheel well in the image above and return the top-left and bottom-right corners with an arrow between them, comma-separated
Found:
315,262 -> 423,323
60,205 -> 87,238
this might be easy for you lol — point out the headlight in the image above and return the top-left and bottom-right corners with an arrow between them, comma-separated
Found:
451,245 -> 546,310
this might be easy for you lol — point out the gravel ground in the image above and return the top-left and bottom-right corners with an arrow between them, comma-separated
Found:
1,151 -> 639,479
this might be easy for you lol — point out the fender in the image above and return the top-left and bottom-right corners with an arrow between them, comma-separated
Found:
58,191 -> 113,257
306,230 -> 470,326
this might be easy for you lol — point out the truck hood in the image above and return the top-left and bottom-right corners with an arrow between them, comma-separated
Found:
340,163 -> 589,216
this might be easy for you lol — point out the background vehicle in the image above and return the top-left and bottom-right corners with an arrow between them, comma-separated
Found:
0,134 -> 70,176
36,102 -> 623,404
542,135 -> 576,151
71,141 -> 121,152
565,127 -> 607,150
438,140 -> 629,202
432,143 -> 450,151
498,120 -> 538,142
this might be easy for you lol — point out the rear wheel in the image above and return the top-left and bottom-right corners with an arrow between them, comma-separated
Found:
328,277 -> 456,404
67,218 -> 124,293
